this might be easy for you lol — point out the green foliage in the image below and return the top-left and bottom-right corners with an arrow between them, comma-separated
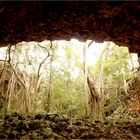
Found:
41,41 -> 85,118
51,88 -> 84,118
91,43 -> 136,117
104,91 -> 119,117
48,72 -> 85,118
0,40 -> 137,118
92,44 -> 134,83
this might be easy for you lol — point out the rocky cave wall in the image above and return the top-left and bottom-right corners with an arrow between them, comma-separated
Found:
0,1 -> 140,55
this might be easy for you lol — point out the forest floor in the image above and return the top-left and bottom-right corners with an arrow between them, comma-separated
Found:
0,112 -> 140,139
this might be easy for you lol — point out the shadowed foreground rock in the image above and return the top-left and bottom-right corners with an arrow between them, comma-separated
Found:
0,113 -> 140,139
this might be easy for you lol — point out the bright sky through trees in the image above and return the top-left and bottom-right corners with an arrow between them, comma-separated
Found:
56,39 -> 106,65
0,39 -> 139,75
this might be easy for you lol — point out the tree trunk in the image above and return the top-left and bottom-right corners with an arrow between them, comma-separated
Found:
87,70 -> 104,121
47,55 -> 53,112
83,40 -> 104,121
83,41 -> 88,117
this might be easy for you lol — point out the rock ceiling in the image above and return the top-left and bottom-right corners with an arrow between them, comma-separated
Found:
0,1 -> 140,55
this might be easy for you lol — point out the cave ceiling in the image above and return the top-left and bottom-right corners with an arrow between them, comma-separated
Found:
0,1 -> 140,54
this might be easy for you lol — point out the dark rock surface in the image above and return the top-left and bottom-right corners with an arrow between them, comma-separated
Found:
0,2 -> 140,54
0,112 -> 140,139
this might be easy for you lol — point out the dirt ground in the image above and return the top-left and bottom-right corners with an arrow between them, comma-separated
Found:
0,112 -> 140,139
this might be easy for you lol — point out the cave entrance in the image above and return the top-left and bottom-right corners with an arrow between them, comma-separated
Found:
0,39 -> 139,121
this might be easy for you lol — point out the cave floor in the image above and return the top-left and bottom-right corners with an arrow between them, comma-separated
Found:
0,113 -> 140,139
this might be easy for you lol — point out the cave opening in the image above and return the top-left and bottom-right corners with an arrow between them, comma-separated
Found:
0,39 -> 140,139
0,39 -> 139,115
0,1 -> 140,138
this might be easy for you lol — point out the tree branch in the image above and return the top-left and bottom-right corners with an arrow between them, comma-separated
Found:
7,45 -> 26,90
0,47 -> 8,81
37,41 -> 53,78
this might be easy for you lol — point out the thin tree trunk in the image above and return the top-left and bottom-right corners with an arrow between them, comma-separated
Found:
47,54 -> 53,112
129,53 -> 135,73
46,41 -> 54,112
83,41 -> 89,117
7,45 -> 30,113
136,54 -> 140,112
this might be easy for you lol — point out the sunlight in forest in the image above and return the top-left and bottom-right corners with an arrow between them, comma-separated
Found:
0,39 -> 139,120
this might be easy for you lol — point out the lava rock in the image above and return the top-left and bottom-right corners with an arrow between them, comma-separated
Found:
56,122 -> 67,132
11,119 -> 19,129
52,133 -> 65,139
29,131 -> 38,139
80,131 -> 89,139
0,128 -> 7,139
20,129 -> 27,136
28,120 -> 40,130
19,120 -> 30,131
35,114 -> 45,120
74,120 -> 82,125
45,114 -> 59,121
41,127 -> 53,138
18,114 -> 26,120
4,115 -> 10,121
8,130 -> 19,139
60,117 -> 70,124
53,116 -> 62,123
4,115 -> 15,123
66,126 -> 73,133
2,121 -> 11,129
11,112 -> 18,117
